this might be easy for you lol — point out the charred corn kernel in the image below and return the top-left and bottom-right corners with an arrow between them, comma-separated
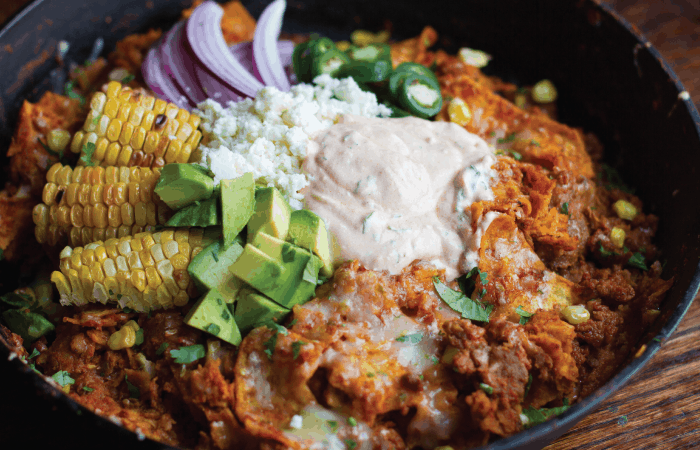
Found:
117,146 -> 133,166
351,29 -> 377,47
613,200 -> 638,221
57,166 -> 73,185
532,79 -> 558,103
336,40 -> 351,51
174,269 -> 190,290
42,183 -> 58,205
610,227 -> 626,248
170,253 -> 189,271
448,98 -> 472,126
80,265 -> 94,302
156,284 -> 173,308
70,205 -> 84,227
106,81 -> 122,98
140,249 -> 155,268
124,320 -> 140,332
57,206 -> 71,227
51,271 -> 72,302
562,304 -> 590,325
33,203 -> 49,226
145,266 -> 162,288
47,129 -> 71,152
81,248 -> 95,266
108,324 -> 136,350
64,183 -> 79,206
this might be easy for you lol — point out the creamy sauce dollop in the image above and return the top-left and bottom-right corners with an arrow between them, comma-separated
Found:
303,115 -> 497,279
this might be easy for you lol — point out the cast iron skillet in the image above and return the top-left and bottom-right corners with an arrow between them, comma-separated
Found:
1,1 -> 699,449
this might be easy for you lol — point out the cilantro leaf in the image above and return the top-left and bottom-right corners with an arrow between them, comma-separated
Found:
121,73 -> 135,84
79,142 -> 98,167
28,348 -> 41,359
291,341 -> 305,360
134,328 -> 144,345
64,80 -> 86,105
205,323 -> 221,336
395,332 -> 423,344
156,342 -> 169,356
347,417 -> 358,427
598,242 -> 617,258
433,277 -> 493,322
530,140 -> 541,147
479,383 -> 493,394
618,415 -> 628,425
524,373 -> 533,397
344,439 -> 358,450
326,420 -> 339,433
52,370 -> 75,387
627,252 -> 648,270
38,139 -> 63,160
125,374 -> 140,399
263,324 -> 288,360
497,133 -> 517,144
515,306 -> 534,325
170,344 -> 205,364
521,399 -> 570,429
457,266 -> 481,297
560,202 -> 569,216
82,386 -> 94,392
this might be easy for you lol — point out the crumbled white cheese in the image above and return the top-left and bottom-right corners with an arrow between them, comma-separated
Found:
195,75 -> 391,209
289,414 -> 303,429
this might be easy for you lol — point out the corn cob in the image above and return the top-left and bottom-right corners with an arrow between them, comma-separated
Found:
70,81 -> 202,168
50,229 -> 210,312
33,162 -> 173,248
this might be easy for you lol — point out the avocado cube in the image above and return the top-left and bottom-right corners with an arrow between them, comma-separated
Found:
1,309 -> 54,343
166,196 -> 221,227
246,187 -> 292,240
242,233 -> 321,308
154,163 -> 215,211
221,173 -> 256,248
234,287 -> 290,333
287,209 -> 334,277
184,289 -> 242,346
188,239 -> 244,302
229,244 -> 287,299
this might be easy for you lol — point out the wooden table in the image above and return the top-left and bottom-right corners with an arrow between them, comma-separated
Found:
1,1 -> 699,449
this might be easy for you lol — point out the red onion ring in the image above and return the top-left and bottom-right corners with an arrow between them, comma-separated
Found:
252,0 -> 291,91
160,21 -> 208,105
142,46 -> 192,109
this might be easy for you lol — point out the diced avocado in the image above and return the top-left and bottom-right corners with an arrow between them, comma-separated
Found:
229,244 -> 287,297
287,209 -> 334,277
187,239 -> 245,302
154,163 -> 215,211
184,288 -> 241,346
246,187 -> 292,240
166,196 -> 220,227
234,287 -> 290,333
1,309 -> 54,343
221,173 -> 256,248
232,236 -> 320,308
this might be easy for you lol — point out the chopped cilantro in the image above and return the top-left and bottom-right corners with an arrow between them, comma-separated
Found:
396,332 -> 423,344
652,337 -> 662,343
479,383 -> 493,394
431,356 -> 439,365
121,73 -> 135,84
287,318 -> 298,328
618,415 -> 628,425
28,348 -> 41,359
419,374 -> 425,381
122,307 -> 136,313
362,211 -> 375,234
347,417 -> 357,427
205,323 -> 221,336
38,139 -> 63,160
521,399 -> 570,429
399,393 -> 408,402
344,439 -> 358,450
125,374 -> 140,399
64,80 -> 86,105
508,150 -> 523,160
263,323 -> 288,360
479,271 -> 489,286
211,251 -> 219,263
516,306 -> 534,325
134,328 -> 144,345
79,142 -> 98,167
497,133 -> 517,144
366,372 -> 375,378
433,277 -> 493,322
628,252 -> 648,270
29,363 -> 42,375
599,242 -> 617,258
170,344 -> 205,364
52,370 -> 75,387
291,341 -> 305,360
530,140 -> 541,146
156,342 -> 169,356
326,420 -> 339,433
489,131 -> 497,137
270,322 -> 289,336
560,202 -> 570,216
82,386 -> 94,393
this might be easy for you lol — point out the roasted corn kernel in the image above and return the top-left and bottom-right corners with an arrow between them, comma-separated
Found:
613,200 -> 638,221
561,304 -> 590,325
610,227 -> 626,248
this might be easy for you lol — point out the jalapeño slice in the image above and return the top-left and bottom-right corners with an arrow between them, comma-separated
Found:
398,73 -> 443,119
346,43 -> 391,63
388,62 -> 440,100
339,59 -> 392,83
311,50 -> 351,78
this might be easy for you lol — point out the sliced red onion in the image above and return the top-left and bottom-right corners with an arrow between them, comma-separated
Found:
142,47 -> 192,109
230,40 -> 295,81
186,1 -> 264,98
252,0 -> 290,91
192,61 -> 247,104
160,21 -> 208,105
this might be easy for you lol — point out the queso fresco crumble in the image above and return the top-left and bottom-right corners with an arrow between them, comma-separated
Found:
194,74 -> 391,209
